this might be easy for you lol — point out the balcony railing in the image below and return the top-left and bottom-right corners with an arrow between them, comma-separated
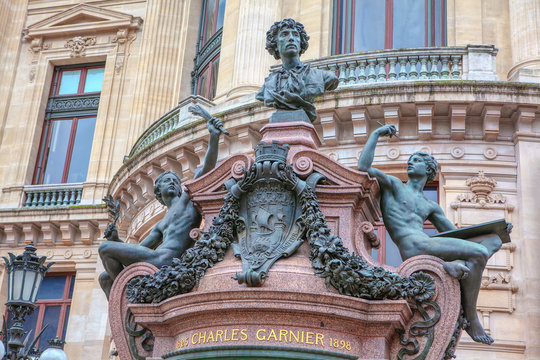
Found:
272,44 -> 499,85
23,183 -> 83,207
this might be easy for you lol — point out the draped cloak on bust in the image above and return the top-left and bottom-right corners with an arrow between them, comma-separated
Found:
256,63 -> 338,122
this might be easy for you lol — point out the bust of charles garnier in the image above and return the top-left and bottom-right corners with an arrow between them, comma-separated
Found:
256,18 -> 338,123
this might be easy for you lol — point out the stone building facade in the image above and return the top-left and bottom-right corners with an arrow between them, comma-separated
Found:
0,0 -> 538,359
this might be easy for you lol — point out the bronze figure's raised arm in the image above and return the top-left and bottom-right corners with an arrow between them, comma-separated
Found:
256,18 -> 338,123
98,108 -> 225,300
358,124 -> 512,345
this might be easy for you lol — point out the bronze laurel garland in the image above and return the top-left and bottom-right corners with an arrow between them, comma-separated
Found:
298,184 -> 435,302
127,163 -> 435,306
125,191 -> 241,303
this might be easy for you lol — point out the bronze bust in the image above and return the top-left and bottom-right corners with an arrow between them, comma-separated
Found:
256,18 -> 338,122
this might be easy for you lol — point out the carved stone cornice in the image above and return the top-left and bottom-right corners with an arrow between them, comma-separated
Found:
22,4 -> 142,41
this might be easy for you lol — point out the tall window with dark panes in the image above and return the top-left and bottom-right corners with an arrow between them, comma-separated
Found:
6,274 -> 74,351
371,184 -> 439,266
192,0 -> 226,100
333,0 -> 446,54
33,64 -> 104,185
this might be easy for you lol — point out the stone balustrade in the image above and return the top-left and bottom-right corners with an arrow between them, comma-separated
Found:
23,183 -> 83,207
129,96 -> 215,159
271,44 -> 498,85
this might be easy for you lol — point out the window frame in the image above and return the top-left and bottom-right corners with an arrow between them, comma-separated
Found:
332,0 -> 447,55
32,63 -> 104,185
192,0 -> 225,100
33,115 -> 97,185
54,65 -> 104,97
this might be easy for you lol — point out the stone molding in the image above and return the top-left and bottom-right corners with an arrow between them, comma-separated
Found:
0,207 -> 108,247
22,4 -> 142,41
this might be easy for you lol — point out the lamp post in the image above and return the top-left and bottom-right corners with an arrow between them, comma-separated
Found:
1,243 -> 59,360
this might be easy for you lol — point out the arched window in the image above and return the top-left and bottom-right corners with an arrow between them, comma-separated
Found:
192,0 -> 226,100
332,0 -> 446,55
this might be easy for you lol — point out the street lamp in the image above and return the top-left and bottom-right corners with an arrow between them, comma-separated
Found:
1,243 -> 55,360
38,338 -> 66,360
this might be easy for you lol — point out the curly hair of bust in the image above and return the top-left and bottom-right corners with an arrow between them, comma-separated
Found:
409,151 -> 438,183
265,18 -> 310,60
154,171 -> 182,205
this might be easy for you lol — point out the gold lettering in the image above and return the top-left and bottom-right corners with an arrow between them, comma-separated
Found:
240,329 -> 248,341
200,331 -> 207,344
289,330 -> 300,343
231,329 -> 239,341
176,340 -> 181,349
305,331 -> 314,345
301,330 -> 305,343
207,330 -> 215,343
216,330 -> 223,343
256,329 -> 266,341
191,332 -> 199,345
223,329 -> 231,342
279,329 -> 288,343
316,333 -> 324,346
267,329 -> 278,341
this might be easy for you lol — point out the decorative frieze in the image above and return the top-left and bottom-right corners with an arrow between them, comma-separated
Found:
47,94 -> 100,113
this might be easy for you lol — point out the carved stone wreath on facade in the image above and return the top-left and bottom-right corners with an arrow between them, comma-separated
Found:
65,36 -> 96,57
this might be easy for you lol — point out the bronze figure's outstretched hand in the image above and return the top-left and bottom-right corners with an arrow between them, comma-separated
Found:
376,124 -> 397,138
188,104 -> 229,135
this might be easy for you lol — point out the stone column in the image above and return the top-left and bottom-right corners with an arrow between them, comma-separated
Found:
513,107 -> 540,358
508,0 -> 540,81
0,0 -> 26,145
128,0 -> 201,145
214,0 -> 280,101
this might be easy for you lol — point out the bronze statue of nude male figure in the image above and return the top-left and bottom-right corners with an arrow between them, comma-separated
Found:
358,124 -> 511,344
98,108 -> 224,300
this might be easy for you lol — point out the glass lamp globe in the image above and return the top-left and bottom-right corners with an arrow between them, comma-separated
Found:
0,339 -> 5,359
2,243 -> 53,307
40,337 -> 67,360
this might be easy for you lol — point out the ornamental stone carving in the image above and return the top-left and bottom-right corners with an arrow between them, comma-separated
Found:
65,36 -> 96,57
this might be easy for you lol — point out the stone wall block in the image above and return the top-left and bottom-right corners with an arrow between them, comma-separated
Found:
127,181 -> 146,208
41,223 -> 60,245
22,223 -> 41,244
79,221 -> 98,245
450,104 -> 467,140
383,106 -> 400,142
177,146 -> 200,180
4,224 -> 22,246
482,105 -> 502,141
417,105 -> 433,140
60,222 -> 78,246
465,44 -> 499,80
512,106 -> 537,134
319,111 -> 341,146
350,108 -> 369,144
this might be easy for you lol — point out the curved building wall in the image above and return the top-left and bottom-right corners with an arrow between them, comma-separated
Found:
0,0 -> 538,359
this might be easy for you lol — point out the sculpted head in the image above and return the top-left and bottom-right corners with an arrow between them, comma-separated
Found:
154,171 -> 182,205
407,152 -> 438,183
265,18 -> 309,60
